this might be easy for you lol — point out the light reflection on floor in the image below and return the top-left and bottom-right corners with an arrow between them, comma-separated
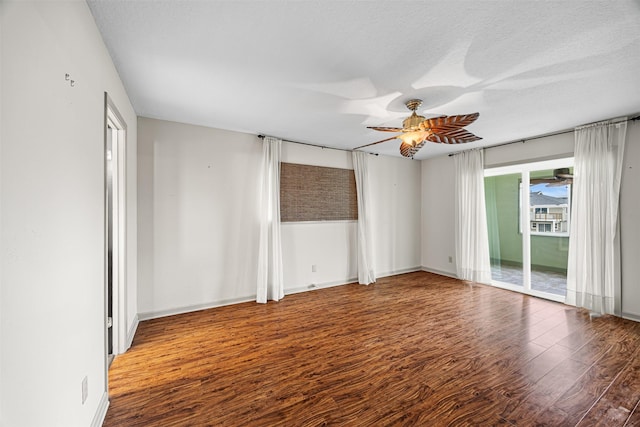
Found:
491,264 -> 567,296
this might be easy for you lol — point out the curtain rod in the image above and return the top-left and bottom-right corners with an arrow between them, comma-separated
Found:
448,114 -> 640,157
257,134 -> 378,155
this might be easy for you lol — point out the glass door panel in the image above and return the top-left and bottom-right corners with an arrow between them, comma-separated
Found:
485,173 -> 523,287
529,168 -> 572,297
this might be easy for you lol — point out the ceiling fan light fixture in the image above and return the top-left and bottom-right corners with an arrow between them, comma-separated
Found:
399,130 -> 428,147
358,98 -> 481,157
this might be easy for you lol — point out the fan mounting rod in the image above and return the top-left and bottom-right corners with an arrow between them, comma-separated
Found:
405,99 -> 423,112
403,99 -> 425,129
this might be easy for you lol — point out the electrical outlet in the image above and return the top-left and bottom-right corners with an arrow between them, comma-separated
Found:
311,264 -> 317,272
448,256 -> 453,263
81,376 -> 88,404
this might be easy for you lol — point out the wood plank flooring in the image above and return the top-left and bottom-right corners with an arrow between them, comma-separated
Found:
104,272 -> 640,426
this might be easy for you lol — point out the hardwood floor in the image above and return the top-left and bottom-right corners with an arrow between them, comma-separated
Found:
104,272 -> 640,426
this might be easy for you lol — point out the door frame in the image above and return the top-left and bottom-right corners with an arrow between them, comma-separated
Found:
484,157 -> 574,303
104,93 -> 127,359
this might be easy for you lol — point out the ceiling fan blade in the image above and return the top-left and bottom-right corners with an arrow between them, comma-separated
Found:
530,178 -> 557,184
399,140 -> 427,158
427,130 -> 482,144
367,126 -> 404,132
353,135 -> 399,150
423,113 -> 480,131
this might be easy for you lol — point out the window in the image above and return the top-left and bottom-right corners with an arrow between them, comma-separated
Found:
280,163 -> 357,222
539,223 -> 552,232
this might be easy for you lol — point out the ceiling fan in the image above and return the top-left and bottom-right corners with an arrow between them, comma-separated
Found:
354,99 -> 482,158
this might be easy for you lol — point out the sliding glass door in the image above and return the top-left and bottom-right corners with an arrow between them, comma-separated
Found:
529,168 -> 571,297
485,173 -> 524,288
484,159 -> 573,302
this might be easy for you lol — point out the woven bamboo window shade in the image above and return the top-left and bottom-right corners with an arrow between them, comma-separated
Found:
280,162 -> 358,222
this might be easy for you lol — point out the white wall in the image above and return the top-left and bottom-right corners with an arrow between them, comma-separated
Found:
421,126 -> 640,318
137,118 -> 262,317
620,121 -> 640,319
421,155 -> 457,276
0,1 -> 137,426
369,155 -> 422,276
138,119 -> 423,315
280,143 -> 358,292
483,132 -> 574,168
280,145 -> 422,292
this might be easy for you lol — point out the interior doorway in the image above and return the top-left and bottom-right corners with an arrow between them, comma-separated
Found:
105,94 -> 127,366
106,122 -> 114,363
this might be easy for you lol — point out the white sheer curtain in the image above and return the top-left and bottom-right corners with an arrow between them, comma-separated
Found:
566,120 -> 627,315
256,136 -> 284,303
352,151 -> 376,285
454,149 -> 492,284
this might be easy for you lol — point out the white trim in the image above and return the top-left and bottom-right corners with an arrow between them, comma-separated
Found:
377,267 -> 422,278
90,392 -> 110,427
285,268 -> 422,295
105,94 -> 128,356
522,170 -> 532,292
421,267 -> 458,279
140,269 -> 425,319
125,314 -> 139,350
138,296 -> 256,321
285,278 -> 358,295
622,312 -> 640,323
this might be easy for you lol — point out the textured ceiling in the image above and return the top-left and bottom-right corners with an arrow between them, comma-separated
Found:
87,0 -> 640,159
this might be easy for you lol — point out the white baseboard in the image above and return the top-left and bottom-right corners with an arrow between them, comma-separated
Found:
623,312 -> 640,323
421,266 -> 459,279
126,314 -> 139,349
138,296 -> 256,321
285,277 -> 358,295
91,391 -> 109,427
376,266 -> 422,279
138,270 -> 437,321
285,267 -> 422,294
